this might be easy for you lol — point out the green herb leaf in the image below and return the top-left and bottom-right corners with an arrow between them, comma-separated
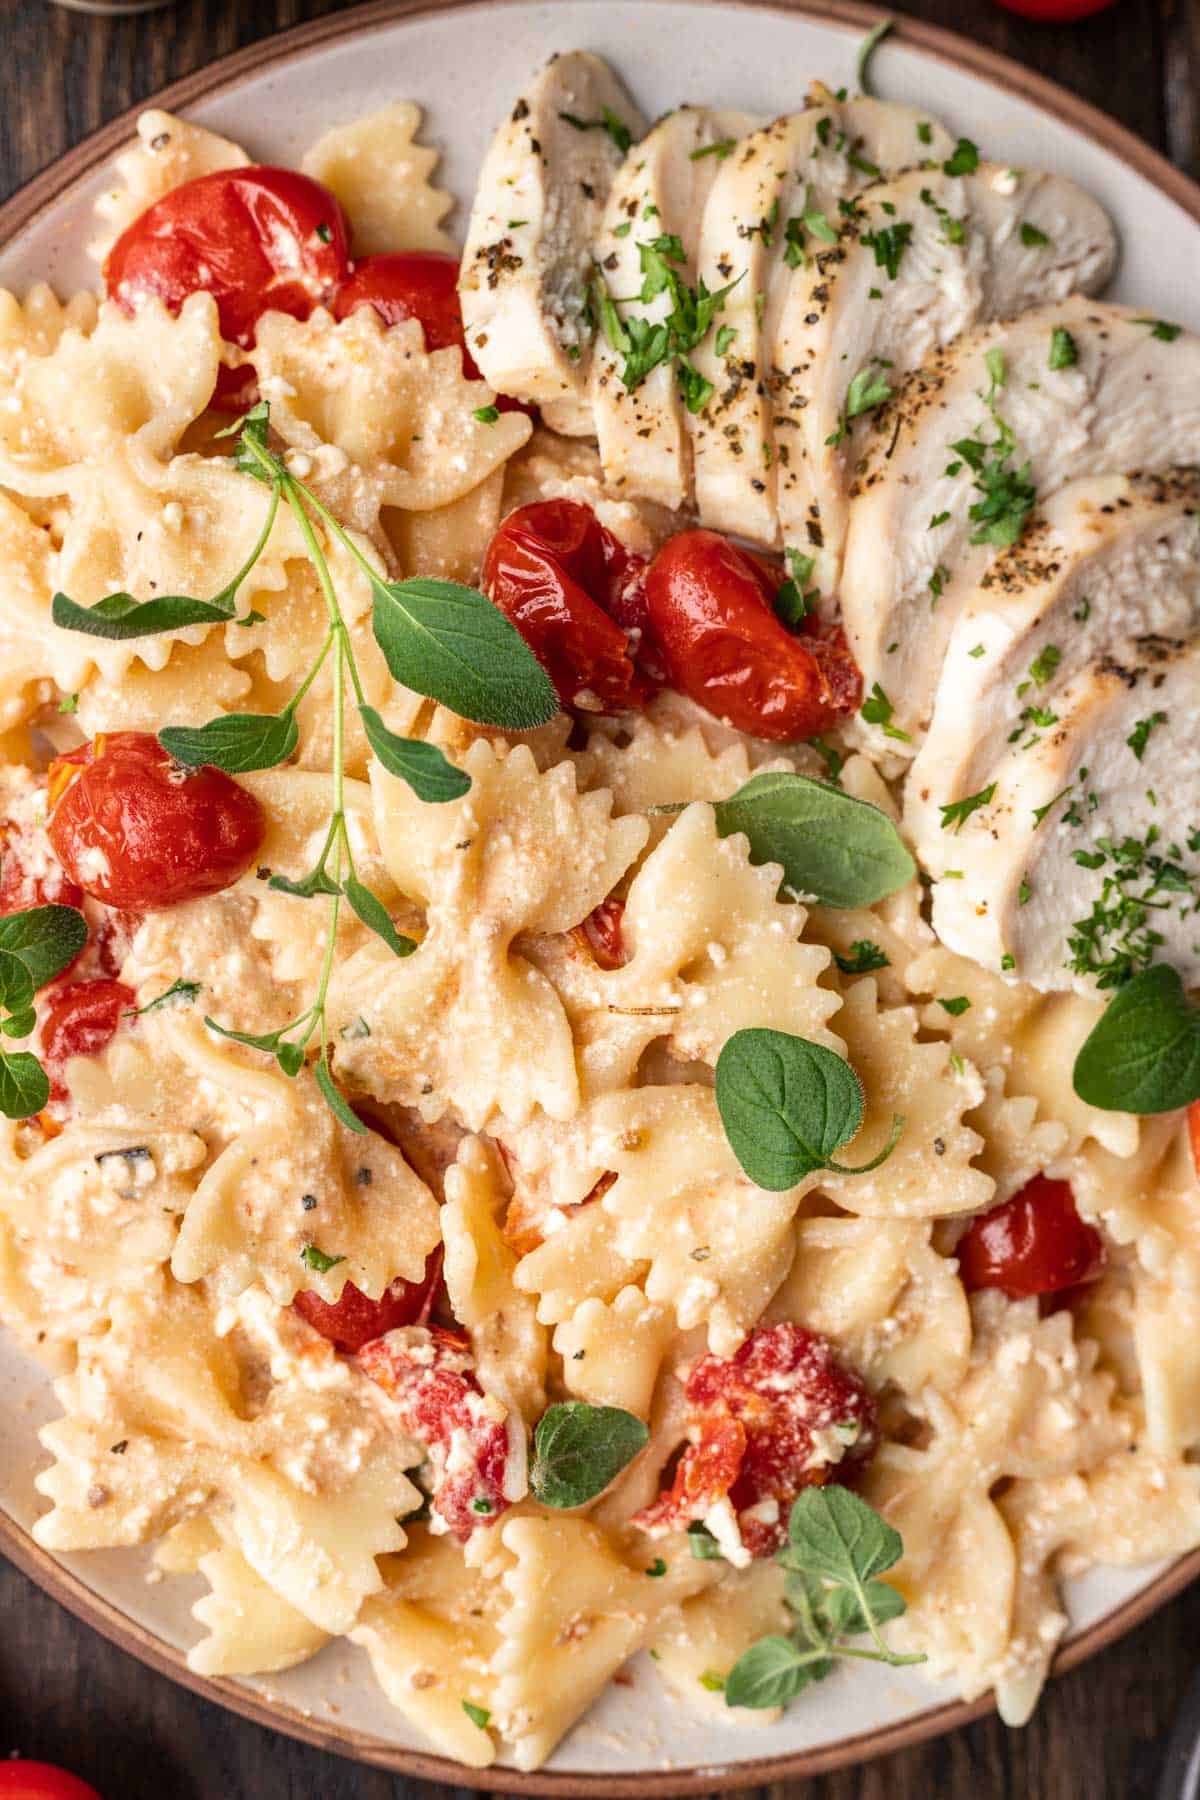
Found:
861,220 -> 912,282
844,366 -> 892,420
159,709 -> 298,774
707,772 -> 915,909
1135,317 -> 1182,342
690,138 -> 737,161
937,995 -> 971,1016
0,905 -> 89,992
0,949 -> 34,1017
314,1058 -> 367,1134
530,1402 -> 649,1507
0,1049 -> 49,1120
715,1027 -> 903,1189
724,1636 -> 831,1710
835,940 -> 889,975
939,782 -> 996,833
1020,222 -> 1050,247
1073,963 -> 1200,1114
370,577 -> 558,730
558,107 -> 633,155
300,1243 -> 345,1275
860,681 -> 912,743
51,588 -> 235,641
461,1702 -> 491,1730
856,15 -> 894,95
359,706 -> 472,802
942,137 -> 980,177
343,876 -> 416,959
472,405 -> 500,425
126,978 -> 201,1017
786,1483 -> 902,1589
1126,711 -> 1166,763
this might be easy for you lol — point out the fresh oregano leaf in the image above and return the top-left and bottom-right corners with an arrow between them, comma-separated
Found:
723,1636 -> 832,1710
708,773 -> 915,909
276,1041 -> 306,1078
529,1402 -> 649,1507
785,1484 -> 903,1589
359,706 -> 472,802
51,589 -> 236,640
126,978 -> 201,1017
343,877 -> 416,959
268,865 -> 343,899
1,1007 -> 37,1040
159,709 -> 298,774
205,1018 -> 291,1055
369,576 -> 559,730
315,1057 -> 367,1134
0,1049 -> 50,1120
0,905 -> 89,991
715,1028 -> 903,1189
1072,963 -> 1200,1114
299,1242 -> 345,1274
0,948 -> 34,1017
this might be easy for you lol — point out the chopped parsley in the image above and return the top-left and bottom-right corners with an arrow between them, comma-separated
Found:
1066,831 -> 1199,987
1018,877 -> 1032,906
862,220 -> 912,282
558,106 -> 632,155
942,137 -> 980,177
1135,317 -> 1182,342
835,940 -> 890,975
715,324 -> 737,356
645,1557 -> 668,1577
844,365 -> 893,420
1025,644 -> 1062,689
690,138 -> 737,161
300,1244 -> 345,1274
775,548 -> 818,628
594,233 -> 739,404
861,682 -> 911,742
917,121 -> 933,146
462,1701 -> 491,1730
57,692 -> 79,715
939,783 -> 996,832
951,394 -> 1036,549
937,995 -> 971,1016
1020,222 -> 1051,247
809,736 -> 845,782
1126,711 -> 1166,763
1048,326 -> 1078,371
472,405 -> 500,424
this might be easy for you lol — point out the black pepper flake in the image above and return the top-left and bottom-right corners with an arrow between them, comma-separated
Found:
355,1167 -> 374,1188
302,1194 -> 318,1211
512,98 -> 530,121
110,1440 -> 128,1455
95,1146 -> 152,1168
933,1137 -> 946,1156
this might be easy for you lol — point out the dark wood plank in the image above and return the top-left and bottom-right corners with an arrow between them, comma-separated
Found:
0,3 -> 1196,1796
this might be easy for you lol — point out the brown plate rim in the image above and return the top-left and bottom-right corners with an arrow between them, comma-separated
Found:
1,0 -> 1199,1790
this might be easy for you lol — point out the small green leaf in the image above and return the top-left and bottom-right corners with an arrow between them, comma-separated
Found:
268,866 -> 342,900
724,1636 -> 832,1710
51,589 -> 234,640
715,1028 -> 903,1189
942,137 -> 980,176
159,709 -> 298,774
844,366 -> 892,421
300,1243 -> 345,1274
708,772 -> 915,910
786,1485 -> 903,1587
819,1578 -> 906,1638
205,1017 -> 290,1054
1,1008 -> 36,1040
343,877 -> 416,959
461,1701 -> 491,1730
530,1402 -> 649,1507
1020,222 -> 1050,248
0,948 -> 35,1017
359,706 -> 472,802
276,1041 -> 306,1078
0,905 -> 89,991
315,1057 -> 367,1134
0,1050 -> 50,1119
1073,963 -> 1200,1114
370,577 -> 559,731
126,978 -> 201,1017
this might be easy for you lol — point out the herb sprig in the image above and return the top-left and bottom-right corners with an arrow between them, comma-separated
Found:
0,905 -> 89,1118
594,234 -> 741,412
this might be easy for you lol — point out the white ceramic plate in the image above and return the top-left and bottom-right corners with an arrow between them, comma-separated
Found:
2,4 -> 1198,1789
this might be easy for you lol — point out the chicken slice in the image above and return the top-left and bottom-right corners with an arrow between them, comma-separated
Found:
927,634 -> 1200,991
841,298 -> 1200,747
775,163 -> 1117,580
459,52 -> 645,434
590,106 -> 759,510
686,92 -> 953,545
908,469 -> 1200,857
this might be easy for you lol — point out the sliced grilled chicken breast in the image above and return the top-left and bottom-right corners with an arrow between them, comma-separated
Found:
927,634 -> 1200,990
590,106 -> 759,510
687,93 -> 953,545
842,299 -> 1200,746
459,52 -> 645,434
908,470 -> 1200,858
775,164 -> 1117,575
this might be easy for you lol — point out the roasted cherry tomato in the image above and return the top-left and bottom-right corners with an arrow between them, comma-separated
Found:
0,1763 -> 104,1800
40,979 -> 135,1103
576,896 -> 627,970
644,529 -> 862,741
294,1247 -> 443,1353
1,822 -> 85,919
1189,1101 -> 1200,1181
105,166 -> 351,408
957,1174 -> 1107,1299
47,733 -> 265,911
994,0 -> 1115,19
634,1323 -> 878,1558
359,1324 -> 511,1537
482,499 -> 655,713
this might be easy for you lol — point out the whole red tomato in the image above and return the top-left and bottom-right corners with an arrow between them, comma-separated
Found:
643,530 -> 862,740
482,499 -> 655,713
0,1763 -> 103,1800
957,1174 -> 1107,1299
994,0 -> 1116,20
105,166 -> 351,407
47,733 -> 265,911
294,1247 -> 444,1353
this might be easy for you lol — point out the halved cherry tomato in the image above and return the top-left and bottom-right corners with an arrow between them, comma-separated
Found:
0,1764 -> 103,1800
957,1174 -> 1107,1299
1,821 -> 85,920
634,1323 -> 878,1558
482,499 -> 655,713
294,1246 -> 444,1353
105,166 -> 351,409
359,1324 -> 510,1537
40,979 -> 135,1103
47,733 -> 265,911
576,896 -> 627,970
644,529 -> 862,741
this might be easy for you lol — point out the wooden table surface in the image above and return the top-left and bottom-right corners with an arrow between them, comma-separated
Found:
1,0 -> 1198,1794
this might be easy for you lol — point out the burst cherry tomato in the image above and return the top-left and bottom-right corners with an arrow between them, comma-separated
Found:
359,1325 -> 510,1537
293,1247 -> 443,1353
47,733 -> 265,911
1188,1101 -> 1200,1181
0,1765 -> 103,1800
576,896 -> 627,969
1,822 -> 85,919
644,530 -> 862,741
634,1323 -> 878,1557
957,1174 -> 1107,1299
40,978 -> 135,1102
482,499 -> 655,713
105,167 -> 351,408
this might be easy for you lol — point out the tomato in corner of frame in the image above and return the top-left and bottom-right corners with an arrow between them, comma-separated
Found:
0,1763 -> 104,1800
992,0 -> 1117,21
46,732 -> 265,911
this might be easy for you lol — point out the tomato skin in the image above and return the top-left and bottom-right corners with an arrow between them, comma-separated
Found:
293,1247 -> 443,1353
957,1174 -> 1107,1299
105,166 -> 351,407
644,530 -> 862,741
576,896 -> 627,970
994,0 -> 1115,19
1,822 -> 85,919
41,978 -> 134,1074
0,1762 -> 104,1800
634,1323 -> 878,1557
1188,1101 -> 1200,1181
482,500 -> 655,713
47,733 -> 265,911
